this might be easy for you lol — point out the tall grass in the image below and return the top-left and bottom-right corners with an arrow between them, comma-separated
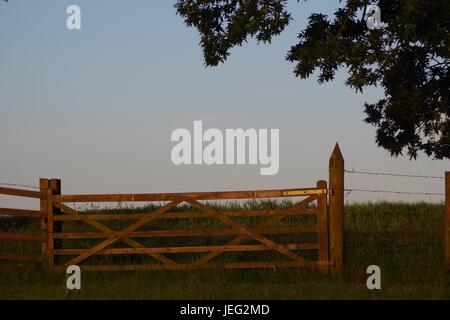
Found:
0,201 -> 449,299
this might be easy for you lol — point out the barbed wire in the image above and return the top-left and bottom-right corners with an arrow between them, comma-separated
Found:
0,170 -> 446,198
343,167 -> 446,197
0,182 -> 39,190
345,169 -> 444,179
344,188 -> 444,196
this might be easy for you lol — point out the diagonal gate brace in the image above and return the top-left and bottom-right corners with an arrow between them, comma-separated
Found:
190,196 -> 317,267
62,199 -> 182,268
55,203 -> 177,266
187,199 -> 311,266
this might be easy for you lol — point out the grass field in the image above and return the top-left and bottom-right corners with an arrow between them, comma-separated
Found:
0,201 -> 449,300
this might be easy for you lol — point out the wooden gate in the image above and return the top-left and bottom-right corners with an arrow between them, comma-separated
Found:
0,145 -> 346,273
48,183 -> 333,272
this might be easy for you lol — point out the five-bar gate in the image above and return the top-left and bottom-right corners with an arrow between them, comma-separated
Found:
0,145 -> 347,273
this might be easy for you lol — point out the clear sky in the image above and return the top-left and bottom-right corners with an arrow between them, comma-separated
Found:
0,0 -> 448,209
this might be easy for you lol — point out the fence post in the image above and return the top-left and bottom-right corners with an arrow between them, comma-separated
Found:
445,172 -> 450,269
329,143 -> 344,274
50,179 -> 62,268
316,180 -> 329,272
45,179 -> 55,272
39,178 -> 50,270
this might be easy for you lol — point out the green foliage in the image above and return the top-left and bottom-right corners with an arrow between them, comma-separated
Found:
175,0 -> 450,159
175,0 -> 292,66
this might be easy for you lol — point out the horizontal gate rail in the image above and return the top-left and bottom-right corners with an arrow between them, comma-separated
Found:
0,233 -> 45,242
52,207 -> 317,221
0,208 -> 41,218
58,260 -> 333,273
0,253 -> 43,262
54,226 -> 318,239
54,243 -> 319,255
52,187 -> 329,203
0,187 -> 40,199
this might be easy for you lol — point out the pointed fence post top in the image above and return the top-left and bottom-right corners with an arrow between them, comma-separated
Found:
328,143 -> 344,273
329,143 -> 344,168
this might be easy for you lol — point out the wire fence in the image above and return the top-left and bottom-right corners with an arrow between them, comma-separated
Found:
344,188 -> 445,196
0,182 -> 39,190
0,168 -> 447,196
344,168 -> 446,198
344,169 -> 444,180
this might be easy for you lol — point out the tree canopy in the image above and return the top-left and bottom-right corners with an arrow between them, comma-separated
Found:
175,0 -> 450,159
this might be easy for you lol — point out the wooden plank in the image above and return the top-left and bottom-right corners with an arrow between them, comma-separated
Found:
55,203 -> 178,266
54,243 -> 318,255
445,171 -> 450,268
190,196 -> 317,267
0,187 -> 40,199
0,208 -> 41,218
54,226 -> 318,239
316,180 -> 330,273
46,183 -> 54,271
50,179 -> 63,251
0,253 -> 43,262
53,207 -> 316,221
0,233 -> 45,242
39,179 -> 49,269
55,260 -> 332,272
188,200 -> 310,266
62,200 -> 182,268
52,187 -> 327,203
329,143 -> 344,274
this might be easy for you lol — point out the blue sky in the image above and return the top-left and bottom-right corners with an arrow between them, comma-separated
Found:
0,0 -> 448,208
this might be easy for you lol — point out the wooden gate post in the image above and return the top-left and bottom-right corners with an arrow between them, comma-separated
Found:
329,143 -> 344,274
46,180 -> 56,272
40,178 -> 56,272
445,172 -> 450,269
317,180 -> 329,272
39,178 -> 50,270
50,179 -> 62,266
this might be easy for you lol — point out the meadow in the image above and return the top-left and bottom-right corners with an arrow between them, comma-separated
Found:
0,201 -> 449,300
